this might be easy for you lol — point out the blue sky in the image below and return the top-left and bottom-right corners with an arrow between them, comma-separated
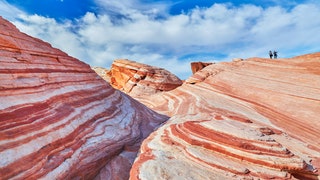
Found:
1,0 -> 320,79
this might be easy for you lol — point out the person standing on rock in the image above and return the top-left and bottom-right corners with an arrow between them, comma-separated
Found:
269,50 -> 273,59
273,50 -> 278,59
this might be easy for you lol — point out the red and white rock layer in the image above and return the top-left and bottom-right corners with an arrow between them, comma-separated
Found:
131,54 -> 320,179
0,16 -> 168,179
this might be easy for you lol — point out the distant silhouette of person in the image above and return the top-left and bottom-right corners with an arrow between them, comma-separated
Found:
273,51 -> 278,59
269,50 -> 273,59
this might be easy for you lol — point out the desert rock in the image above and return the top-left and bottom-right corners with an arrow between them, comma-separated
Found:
131,53 -> 320,179
108,59 -> 183,97
92,66 -> 111,82
190,61 -> 213,74
0,16 -> 168,179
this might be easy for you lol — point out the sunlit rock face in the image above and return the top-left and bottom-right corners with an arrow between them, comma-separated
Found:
0,16 -> 168,179
108,59 -> 183,97
92,66 -> 111,82
190,62 -> 213,74
131,53 -> 320,179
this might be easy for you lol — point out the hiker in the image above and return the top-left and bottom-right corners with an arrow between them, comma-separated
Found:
273,51 -> 278,59
269,50 -> 273,59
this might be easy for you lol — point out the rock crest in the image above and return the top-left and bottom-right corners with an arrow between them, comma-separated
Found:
190,61 -> 213,74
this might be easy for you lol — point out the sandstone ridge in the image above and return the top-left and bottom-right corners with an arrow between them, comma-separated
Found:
130,53 -> 320,179
0,16 -> 168,179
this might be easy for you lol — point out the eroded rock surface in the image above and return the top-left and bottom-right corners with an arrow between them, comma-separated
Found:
190,62 -> 213,74
92,66 -> 110,82
131,53 -> 320,179
108,59 -> 183,97
0,16 -> 168,179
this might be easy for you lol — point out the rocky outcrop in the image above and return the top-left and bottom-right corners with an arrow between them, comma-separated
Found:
108,59 -> 183,97
190,62 -> 213,74
131,53 -> 320,179
92,66 -> 110,82
0,16 -> 168,179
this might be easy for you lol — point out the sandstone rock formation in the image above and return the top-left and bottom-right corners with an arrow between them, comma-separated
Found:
92,66 -> 111,82
131,53 -> 320,179
108,59 -> 183,97
190,62 -> 213,74
0,16 -> 168,179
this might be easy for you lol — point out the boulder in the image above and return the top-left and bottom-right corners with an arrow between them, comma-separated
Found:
108,59 -> 183,97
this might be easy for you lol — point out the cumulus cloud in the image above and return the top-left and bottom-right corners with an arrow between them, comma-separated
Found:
2,1 -> 320,79
13,14 -> 90,62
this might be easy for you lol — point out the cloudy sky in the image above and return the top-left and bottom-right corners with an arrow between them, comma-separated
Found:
1,0 -> 320,79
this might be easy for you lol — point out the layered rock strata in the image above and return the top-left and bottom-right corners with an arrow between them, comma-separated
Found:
131,53 -> 320,179
0,16 -> 168,179
108,59 -> 183,97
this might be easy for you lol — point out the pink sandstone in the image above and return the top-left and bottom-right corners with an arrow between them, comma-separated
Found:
0,16 -> 168,179
130,53 -> 320,179
108,59 -> 183,97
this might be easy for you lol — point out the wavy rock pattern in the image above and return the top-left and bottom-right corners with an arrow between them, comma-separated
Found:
0,17 -> 168,179
131,54 -> 320,179
108,59 -> 183,97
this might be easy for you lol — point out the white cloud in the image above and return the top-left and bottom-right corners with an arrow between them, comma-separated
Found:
94,0 -> 171,17
2,1 -> 320,79
13,14 -> 90,62
0,0 -> 24,20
